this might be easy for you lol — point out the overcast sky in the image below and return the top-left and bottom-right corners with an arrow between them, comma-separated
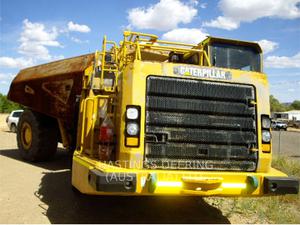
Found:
1,0 -> 300,102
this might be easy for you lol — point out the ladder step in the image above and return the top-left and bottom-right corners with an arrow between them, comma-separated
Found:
103,69 -> 118,72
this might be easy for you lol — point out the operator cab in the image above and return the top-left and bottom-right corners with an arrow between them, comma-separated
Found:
208,37 -> 262,72
182,37 -> 263,72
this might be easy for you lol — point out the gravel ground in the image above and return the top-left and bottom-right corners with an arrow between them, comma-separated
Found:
0,114 -> 229,223
0,113 -> 299,223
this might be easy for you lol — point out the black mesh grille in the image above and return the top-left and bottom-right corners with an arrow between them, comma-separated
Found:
144,76 -> 258,171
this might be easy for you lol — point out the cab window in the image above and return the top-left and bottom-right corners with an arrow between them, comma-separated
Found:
211,43 -> 261,72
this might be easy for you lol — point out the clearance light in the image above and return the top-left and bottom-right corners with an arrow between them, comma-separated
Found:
126,107 -> 139,120
126,122 -> 139,136
221,183 -> 247,189
156,181 -> 183,188
126,137 -> 139,147
262,130 -> 271,143
125,105 -> 141,148
262,117 -> 271,129
261,115 -> 271,144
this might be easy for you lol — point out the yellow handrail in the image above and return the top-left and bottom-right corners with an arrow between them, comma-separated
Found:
139,43 -> 203,53
79,95 -> 111,154
94,30 -> 212,91
120,30 -> 211,66
138,38 -> 197,48
100,36 -> 107,89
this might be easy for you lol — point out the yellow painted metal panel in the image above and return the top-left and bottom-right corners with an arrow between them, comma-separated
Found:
71,30 -> 287,197
72,154 -> 288,196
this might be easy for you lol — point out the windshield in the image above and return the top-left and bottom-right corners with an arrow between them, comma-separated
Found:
211,43 -> 261,72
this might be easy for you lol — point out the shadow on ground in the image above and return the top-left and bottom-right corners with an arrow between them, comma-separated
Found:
36,170 -> 230,223
0,148 -> 72,171
1,147 -> 230,223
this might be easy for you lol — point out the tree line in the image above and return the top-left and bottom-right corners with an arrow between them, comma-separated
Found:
270,95 -> 300,112
0,94 -> 23,113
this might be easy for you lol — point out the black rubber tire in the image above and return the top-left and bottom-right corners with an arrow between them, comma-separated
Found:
17,109 -> 59,162
10,123 -> 17,133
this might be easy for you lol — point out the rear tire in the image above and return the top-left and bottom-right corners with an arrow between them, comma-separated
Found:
10,123 -> 17,133
17,109 -> 58,162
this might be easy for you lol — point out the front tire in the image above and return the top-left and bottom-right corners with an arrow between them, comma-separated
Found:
17,109 -> 58,162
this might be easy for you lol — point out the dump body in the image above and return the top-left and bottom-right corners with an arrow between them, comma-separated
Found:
8,53 -> 94,122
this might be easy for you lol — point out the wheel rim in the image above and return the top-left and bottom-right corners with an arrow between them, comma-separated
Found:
21,122 -> 32,150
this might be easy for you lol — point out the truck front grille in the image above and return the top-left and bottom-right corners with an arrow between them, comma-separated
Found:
144,76 -> 258,171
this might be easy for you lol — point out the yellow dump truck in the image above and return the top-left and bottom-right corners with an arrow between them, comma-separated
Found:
8,31 -> 299,196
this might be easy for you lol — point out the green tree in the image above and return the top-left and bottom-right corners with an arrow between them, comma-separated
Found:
269,95 -> 288,112
290,100 -> 300,110
0,94 -> 23,113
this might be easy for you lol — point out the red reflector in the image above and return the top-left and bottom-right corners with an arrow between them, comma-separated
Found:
99,126 -> 113,142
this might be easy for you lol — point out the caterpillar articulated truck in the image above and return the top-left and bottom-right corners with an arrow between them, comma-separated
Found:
8,31 -> 299,196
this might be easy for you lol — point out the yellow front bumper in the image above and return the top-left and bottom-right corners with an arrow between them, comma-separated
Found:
72,152 -> 299,196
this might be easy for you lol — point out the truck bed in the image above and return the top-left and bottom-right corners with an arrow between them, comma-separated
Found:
8,53 -> 94,121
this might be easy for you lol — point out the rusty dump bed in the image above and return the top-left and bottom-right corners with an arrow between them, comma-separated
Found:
8,53 -> 94,121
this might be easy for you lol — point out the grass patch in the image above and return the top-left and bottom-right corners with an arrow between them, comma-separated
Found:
205,156 -> 300,223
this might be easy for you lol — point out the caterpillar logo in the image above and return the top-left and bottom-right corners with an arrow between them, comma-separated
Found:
173,66 -> 232,80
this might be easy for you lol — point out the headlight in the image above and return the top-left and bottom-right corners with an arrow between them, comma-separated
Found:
126,108 -> 139,120
262,130 -> 271,142
262,116 -> 271,129
126,123 -> 139,136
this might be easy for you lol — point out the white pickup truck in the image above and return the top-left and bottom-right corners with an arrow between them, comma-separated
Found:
6,110 -> 24,132
271,121 -> 288,131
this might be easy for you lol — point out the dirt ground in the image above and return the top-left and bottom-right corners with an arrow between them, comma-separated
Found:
0,113 -> 299,224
